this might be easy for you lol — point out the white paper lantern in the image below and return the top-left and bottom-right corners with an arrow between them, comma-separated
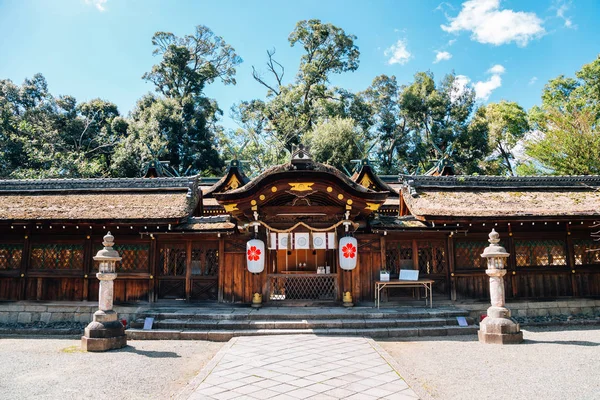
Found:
339,236 -> 358,270
247,239 -> 265,273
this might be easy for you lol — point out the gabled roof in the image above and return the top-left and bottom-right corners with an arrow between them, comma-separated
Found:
350,159 -> 399,197
203,160 -> 250,197
214,161 -> 389,222
400,175 -> 600,219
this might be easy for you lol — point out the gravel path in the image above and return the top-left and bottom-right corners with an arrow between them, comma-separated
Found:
0,337 -> 223,400
378,326 -> 600,400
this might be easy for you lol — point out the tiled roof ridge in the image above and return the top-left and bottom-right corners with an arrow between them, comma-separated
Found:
400,174 -> 600,189
0,175 -> 201,193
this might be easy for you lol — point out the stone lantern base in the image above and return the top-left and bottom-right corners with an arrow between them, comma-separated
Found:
478,306 -> 523,344
81,310 -> 127,352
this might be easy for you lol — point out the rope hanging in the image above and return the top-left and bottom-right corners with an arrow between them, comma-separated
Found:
257,219 -> 358,233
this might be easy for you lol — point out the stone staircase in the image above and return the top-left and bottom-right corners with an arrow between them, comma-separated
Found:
126,306 -> 477,341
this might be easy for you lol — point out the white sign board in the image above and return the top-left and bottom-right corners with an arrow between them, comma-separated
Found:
143,317 -> 154,330
399,269 -> 419,281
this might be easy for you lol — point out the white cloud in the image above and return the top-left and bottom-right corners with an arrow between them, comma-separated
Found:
528,76 -> 538,85
448,39 -> 457,46
488,64 -> 505,74
434,51 -> 453,64
85,0 -> 107,11
474,75 -> 502,100
384,40 -> 412,65
556,1 -> 575,29
441,0 -> 545,46
473,64 -> 505,100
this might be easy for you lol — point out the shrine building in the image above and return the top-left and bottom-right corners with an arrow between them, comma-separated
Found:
1,147 -> 599,306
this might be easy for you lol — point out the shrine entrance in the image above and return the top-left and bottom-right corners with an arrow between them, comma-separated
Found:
155,239 -> 219,301
266,236 -> 340,302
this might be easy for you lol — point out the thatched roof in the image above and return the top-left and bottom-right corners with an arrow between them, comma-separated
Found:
0,176 -> 199,221
0,193 -> 195,221
401,175 -> 600,219
173,216 -> 235,232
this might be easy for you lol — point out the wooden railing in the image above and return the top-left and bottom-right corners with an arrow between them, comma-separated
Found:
267,273 -> 338,301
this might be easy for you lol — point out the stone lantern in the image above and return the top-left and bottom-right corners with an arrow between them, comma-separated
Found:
478,229 -> 523,344
81,232 -> 127,351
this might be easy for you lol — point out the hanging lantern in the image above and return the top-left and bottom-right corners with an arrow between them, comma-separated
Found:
339,236 -> 358,270
247,238 -> 265,273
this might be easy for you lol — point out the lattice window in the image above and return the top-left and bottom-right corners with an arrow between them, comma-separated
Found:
573,239 -> 600,265
205,249 -> 219,276
30,244 -> 84,270
158,245 -> 186,276
454,240 -> 503,270
417,241 -> 446,274
269,275 -> 337,301
92,244 -> 150,272
190,246 -> 219,276
514,240 -> 567,267
0,244 -> 22,270
385,243 -> 412,274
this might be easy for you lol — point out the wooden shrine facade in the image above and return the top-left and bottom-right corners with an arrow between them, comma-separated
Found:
1,157 -> 600,304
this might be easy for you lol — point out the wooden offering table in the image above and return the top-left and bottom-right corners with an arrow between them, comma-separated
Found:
374,279 -> 435,309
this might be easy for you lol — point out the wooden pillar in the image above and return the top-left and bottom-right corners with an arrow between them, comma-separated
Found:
19,231 -> 31,300
507,231 -> 518,299
218,238 -> 225,303
185,241 -> 192,301
412,239 -> 419,271
149,236 -> 157,303
566,228 -> 577,297
83,234 -> 92,301
448,234 -> 457,301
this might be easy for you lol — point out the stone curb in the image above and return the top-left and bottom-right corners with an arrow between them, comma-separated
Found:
367,337 -> 434,400
174,337 -> 238,400
0,328 -> 82,336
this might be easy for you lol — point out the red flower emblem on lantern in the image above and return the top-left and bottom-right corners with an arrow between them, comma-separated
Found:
247,246 -> 261,261
342,243 -> 356,259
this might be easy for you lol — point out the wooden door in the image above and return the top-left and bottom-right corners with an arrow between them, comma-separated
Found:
156,242 -> 187,299
190,242 -> 219,301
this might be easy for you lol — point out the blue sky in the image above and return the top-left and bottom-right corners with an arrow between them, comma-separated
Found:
1,0 -> 598,130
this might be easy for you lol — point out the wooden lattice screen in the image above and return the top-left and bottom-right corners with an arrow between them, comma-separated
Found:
514,240 -> 567,267
30,244 -> 84,270
0,244 -> 22,270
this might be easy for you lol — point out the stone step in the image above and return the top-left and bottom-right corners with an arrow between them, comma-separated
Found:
129,316 -> 472,330
126,325 -> 477,341
135,309 -> 470,322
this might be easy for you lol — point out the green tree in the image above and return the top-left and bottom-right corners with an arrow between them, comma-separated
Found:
524,55 -> 600,175
360,75 -> 411,174
141,25 -> 242,175
246,20 -> 363,149
303,116 -> 364,171
523,108 -> 600,175
401,72 -> 489,174
482,101 -> 529,175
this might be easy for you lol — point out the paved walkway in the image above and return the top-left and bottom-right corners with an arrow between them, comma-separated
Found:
179,335 -> 419,400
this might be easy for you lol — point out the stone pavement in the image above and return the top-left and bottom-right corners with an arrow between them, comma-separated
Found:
179,335 -> 419,400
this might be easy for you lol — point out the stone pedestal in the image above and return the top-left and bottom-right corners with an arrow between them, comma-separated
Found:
478,267 -> 523,344
478,308 -> 523,344
81,310 -> 127,352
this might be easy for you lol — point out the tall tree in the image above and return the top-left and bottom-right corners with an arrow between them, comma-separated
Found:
243,19 -> 362,153
524,55 -> 600,175
401,72 -> 489,174
482,101 -> 529,175
141,25 -> 242,175
360,75 -> 411,174
523,107 -> 600,175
